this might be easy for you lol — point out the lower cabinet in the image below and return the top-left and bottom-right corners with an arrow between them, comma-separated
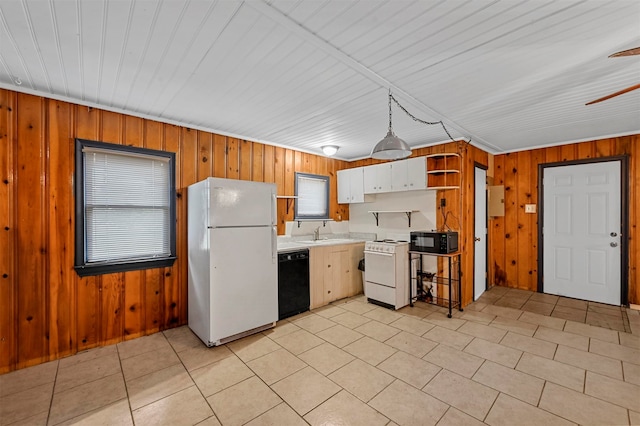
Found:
309,243 -> 365,309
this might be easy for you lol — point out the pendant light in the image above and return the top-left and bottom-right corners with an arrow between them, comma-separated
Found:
371,90 -> 412,160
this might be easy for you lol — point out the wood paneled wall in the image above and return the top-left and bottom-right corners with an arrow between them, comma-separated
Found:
489,136 -> 639,304
0,89 -> 349,373
349,141 -> 490,307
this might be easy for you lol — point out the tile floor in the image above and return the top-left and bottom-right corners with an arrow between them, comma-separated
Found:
1,287 -> 639,426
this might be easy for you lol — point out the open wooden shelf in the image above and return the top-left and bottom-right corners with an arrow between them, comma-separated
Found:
426,153 -> 461,189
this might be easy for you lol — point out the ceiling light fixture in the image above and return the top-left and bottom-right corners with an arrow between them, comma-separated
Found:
321,145 -> 339,156
371,90 -> 412,160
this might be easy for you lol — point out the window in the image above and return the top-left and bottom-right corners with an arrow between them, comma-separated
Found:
294,172 -> 330,220
74,139 -> 176,276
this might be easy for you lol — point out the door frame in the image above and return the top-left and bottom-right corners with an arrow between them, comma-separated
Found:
473,162 -> 488,301
537,156 -> 630,305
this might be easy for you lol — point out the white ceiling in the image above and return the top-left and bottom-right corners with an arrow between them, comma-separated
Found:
1,0 -> 639,160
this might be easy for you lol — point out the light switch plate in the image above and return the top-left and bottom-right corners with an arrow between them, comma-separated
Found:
525,204 -> 536,213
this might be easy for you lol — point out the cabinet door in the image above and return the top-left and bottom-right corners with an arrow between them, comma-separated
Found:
337,169 -> 351,203
363,165 -> 378,194
348,168 -> 365,203
309,247 -> 327,309
325,247 -> 349,302
364,163 -> 392,193
348,243 -> 365,296
406,157 -> 426,190
377,163 -> 392,192
391,159 -> 409,191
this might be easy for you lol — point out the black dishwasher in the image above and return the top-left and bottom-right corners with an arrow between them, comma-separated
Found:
278,249 -> 310,320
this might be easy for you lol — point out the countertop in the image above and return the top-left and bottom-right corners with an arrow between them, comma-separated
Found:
277,238 -> 367,253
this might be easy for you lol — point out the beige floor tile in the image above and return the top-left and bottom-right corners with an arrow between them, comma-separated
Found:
457,322 -> 506,343
590,338 -> 640,364
162,326 -> 203,353
424,312 -> 467,330
377,351 -> 441,389
330,311 -> 372,329
472,361 -> 544,406
245,403 -> 307,426
292,314 -> 336,334
271,367 -> 340,415
423,370 -> 497,421
120,346 -> 180,381
488,317 -> 537,337
423,326 -> 473,350
207,376 -> 281,426
262,321 -> 301,340
624,361 -> 640,386
246,348 -> 307,385
328,359 -> 394,402
424,344 -> 484,378
0,359 -> 58,397
481,305 -> 523,320
528,292 -> 559,305
557,297 -> 588,310
554,344 -> 623,380
56,398 -> 133,426
485,393 -> 574,426
177,344 -> 233,372
551,307 -> 587,323
436,407 -> 485,426
227,333 -> 281,362
0,382 -> 53,425
354,320 -> 401,342
533,326 -> 589,351
191,354 -> 254,397
521,300 -> 555,316
620,331 -> 640,349
298,342 -> 355,375
588,303 -> 623,317
343,336 -> 397,366
459,311 -> 496,325
388,315 -> 435,336
312,305 -> 347,318
563,321 -> 619,343
8,410 -> 49,426
369,379 -> 449,426
630,410 -> 640,426
397,305 -> 431,318
500,332 -> 557,359
340,300 -> 377,315
492,297 -> 527,309
272,329 -> 324,355
117,333 -> 170,360
385,331 -> 438,358
304,390 -> 389,426
315,324 -> 363,348
476,291 -> 503,304
126,364 -> 194,410
49,373 -> 126,425
464,338 -> 522,368
363,306 -> 404,324
132,385 -> 212,426
55,352 -> 121,393
539,382 -> 628,426
465,301 -> 488,312
196,416 -> 222,426
585,371 -> 640,411
516,352 -> 584,391
518,311 -> 566,330
59,345 -> 118,369
586,312 -> 626,331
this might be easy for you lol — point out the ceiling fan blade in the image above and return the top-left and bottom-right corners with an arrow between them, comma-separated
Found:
586,83 -> 640,105
609,47 -> 640,57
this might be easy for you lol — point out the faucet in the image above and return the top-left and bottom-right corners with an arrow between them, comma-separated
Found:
313,226 -> 321,241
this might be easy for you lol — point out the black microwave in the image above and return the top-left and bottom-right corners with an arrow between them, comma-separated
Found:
410,231 -> 458,254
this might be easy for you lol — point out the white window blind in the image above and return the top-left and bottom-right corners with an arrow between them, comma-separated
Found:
296,174 -> 328,218
83,148 -> 171,263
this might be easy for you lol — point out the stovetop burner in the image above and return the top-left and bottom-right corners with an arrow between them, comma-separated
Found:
374,239 -> 407,244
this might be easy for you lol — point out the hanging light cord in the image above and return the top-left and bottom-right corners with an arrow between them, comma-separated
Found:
389,91 -> 468,144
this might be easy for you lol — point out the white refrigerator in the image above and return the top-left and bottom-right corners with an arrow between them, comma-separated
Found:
188,177 -> 278,346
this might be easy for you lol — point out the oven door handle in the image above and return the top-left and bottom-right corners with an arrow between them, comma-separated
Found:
364,252 -> 394,257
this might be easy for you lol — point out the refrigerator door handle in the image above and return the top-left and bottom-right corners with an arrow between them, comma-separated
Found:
271,193 -> 276,226
272,226 -> 277,263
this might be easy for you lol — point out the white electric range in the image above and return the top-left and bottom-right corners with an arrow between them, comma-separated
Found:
364,239 -> 411,310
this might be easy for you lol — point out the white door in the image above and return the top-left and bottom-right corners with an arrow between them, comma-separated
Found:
543,161 -> 621,305
474,167 -> 487,300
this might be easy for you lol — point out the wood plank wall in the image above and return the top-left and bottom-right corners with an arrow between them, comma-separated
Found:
349,141 -> 489,307
0,89 -> 349,373
489,135 -> 639,304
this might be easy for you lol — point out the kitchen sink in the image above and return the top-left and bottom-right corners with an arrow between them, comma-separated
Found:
296,238 -> 355,245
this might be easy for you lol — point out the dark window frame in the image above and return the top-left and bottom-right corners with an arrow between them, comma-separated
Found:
74,138 -> 177,277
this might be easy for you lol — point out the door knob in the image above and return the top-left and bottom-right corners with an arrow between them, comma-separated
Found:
474,237 -> 481,241
610,242 -> 618,247
610,232 -> 617,237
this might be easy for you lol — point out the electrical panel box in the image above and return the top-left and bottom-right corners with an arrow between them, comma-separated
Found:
488,185 -> 505,217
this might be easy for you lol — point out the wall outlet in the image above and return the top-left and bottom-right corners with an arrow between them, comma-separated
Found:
525,204 -> 536,213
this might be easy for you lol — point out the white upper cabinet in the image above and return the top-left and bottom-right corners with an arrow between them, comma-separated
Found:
337,167 -> 369,203
364,163 -> 392,194
391,157 -> 426,191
